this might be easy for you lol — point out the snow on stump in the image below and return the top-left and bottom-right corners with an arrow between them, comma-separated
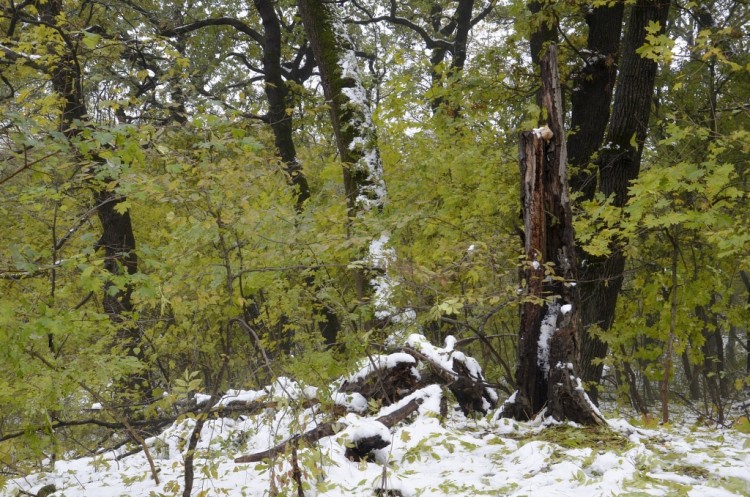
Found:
341,415 -> 392,462
340,334 -> 497,416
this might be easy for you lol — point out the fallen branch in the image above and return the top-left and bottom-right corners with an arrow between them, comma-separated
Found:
235,397 -> 423,464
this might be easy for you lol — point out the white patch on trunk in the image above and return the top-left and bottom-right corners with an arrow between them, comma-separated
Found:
537,303 -> 560,377
334,21 -> 386,210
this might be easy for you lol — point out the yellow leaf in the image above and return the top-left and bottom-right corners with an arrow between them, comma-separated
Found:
629,132 -> 639,148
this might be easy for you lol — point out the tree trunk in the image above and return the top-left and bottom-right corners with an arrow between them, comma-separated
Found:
578,0 -> 672,401
297,0 -> 387,315
681,350 -> 701,400
502,45 -> 603,425
37,0 -> 140,365
297,0 -> 385,217
741,272 -> 750,374
427,0 -> 474,114
528,1 -> 558,110
568,3 -> 625,199
253,0 -> 311,211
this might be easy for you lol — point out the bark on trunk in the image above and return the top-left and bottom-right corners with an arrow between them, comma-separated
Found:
298,0 -> 387,309
502,45 -> 603,425
253,0 -> 310,211
428,0 -> 474,114
297,0 -> 385,216
568,3 -> 625,199
578,0 -> 672,401
528,1 -> 558,110
38,0 -> 139,358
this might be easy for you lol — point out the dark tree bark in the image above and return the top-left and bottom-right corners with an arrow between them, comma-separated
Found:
527,1 -> 558,113
741,272 -> 750,374
352,0 -> 492,115
681,350 -> 701,400
502,45 -> 603,425
568,3 -> 625,199
549,2 -> 624,403
577,0 -> 671,401
253,0 -> 311,211
528,1 -> 558,67
427,0 -> 475,114
36,0 -> 138,352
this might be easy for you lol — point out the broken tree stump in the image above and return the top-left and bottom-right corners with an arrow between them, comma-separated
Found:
501,44 -> 604,426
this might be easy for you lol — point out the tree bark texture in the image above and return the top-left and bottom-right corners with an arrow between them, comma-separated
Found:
297,0 -> 385,216
298,0 -> 388,306
503,45 -> 603,425
528,1 -> 558,110
577,0 -> 671,401
568,3 -> 625,199
423,0 -> 473,113
253,0 -> 310,211
37,0 -> 139,353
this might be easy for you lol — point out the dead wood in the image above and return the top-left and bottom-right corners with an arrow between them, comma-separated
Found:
344,433 -> 390,462
339,358 -> 420,407
235,397 -> 423,464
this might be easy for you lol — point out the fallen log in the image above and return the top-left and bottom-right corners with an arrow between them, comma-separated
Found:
235,397 -> 423,463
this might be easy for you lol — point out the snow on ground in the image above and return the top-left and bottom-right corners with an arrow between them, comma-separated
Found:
4,386 -> 750,497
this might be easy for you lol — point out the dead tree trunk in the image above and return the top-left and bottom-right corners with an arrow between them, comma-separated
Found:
502,45 -> 603,425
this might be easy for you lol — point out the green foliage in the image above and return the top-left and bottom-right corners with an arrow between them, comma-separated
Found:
2,0 -> 750,475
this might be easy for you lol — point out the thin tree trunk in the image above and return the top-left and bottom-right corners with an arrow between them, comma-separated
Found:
661,230 -> 679,424
254,0 -> 311,211
428,0 -> 474,114
38,0 -> 138,338
741,271 -> 750,374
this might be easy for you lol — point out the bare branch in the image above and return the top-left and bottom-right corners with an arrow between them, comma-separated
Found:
160,17 -> 263,45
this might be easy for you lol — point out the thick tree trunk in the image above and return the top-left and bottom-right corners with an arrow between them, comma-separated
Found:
253,0 -> 310,211
568,3 -> 625,199
502,45 -> 603,425
578,0 -> 671,401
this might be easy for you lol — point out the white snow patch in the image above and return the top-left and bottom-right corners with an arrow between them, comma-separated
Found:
341,413 -> 391,443
347,352 -> 418,383
537,303 -> 560,377
332,391 -> 369,414
5,395 -> 750,497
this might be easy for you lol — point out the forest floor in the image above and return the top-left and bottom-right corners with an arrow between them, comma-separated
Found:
3,380 -> 750,497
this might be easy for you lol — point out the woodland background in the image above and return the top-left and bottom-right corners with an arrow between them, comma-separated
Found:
1,0 -> 749,474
